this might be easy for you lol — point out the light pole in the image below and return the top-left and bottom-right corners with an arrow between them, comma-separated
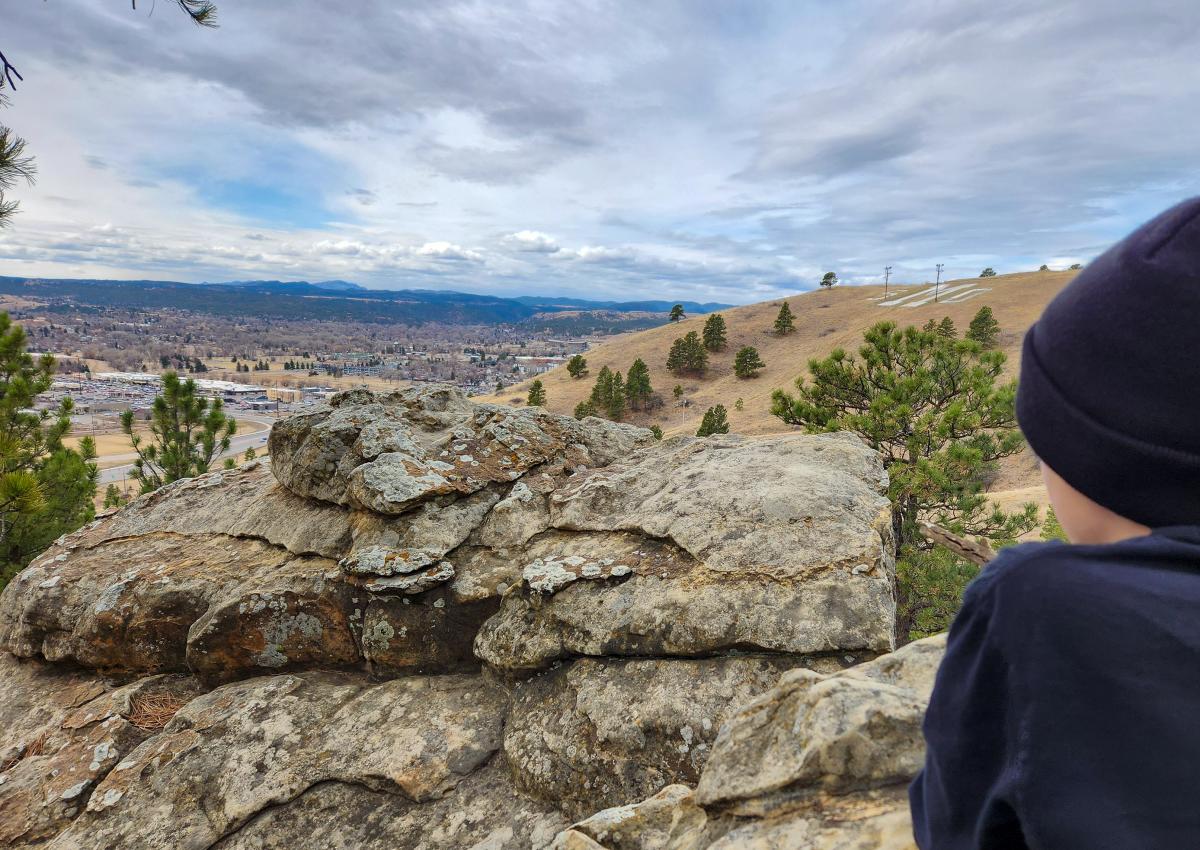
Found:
935,263 -> 944,302
884,265 -> 892,297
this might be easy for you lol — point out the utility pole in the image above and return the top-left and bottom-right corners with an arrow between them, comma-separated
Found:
884,265 -> 892,297
935,263 -> 944,302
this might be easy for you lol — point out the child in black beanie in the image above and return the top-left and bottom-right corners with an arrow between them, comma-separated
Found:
910,197 -> 1200,849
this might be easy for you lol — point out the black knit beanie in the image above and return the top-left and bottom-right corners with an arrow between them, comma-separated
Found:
1017,197 -> 1200,528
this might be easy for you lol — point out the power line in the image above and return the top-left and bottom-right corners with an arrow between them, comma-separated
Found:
884,265 -> 892,297
935,263 -> 945,303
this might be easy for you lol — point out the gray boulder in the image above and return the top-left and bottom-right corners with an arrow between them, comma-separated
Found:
476,433 -> 895,672
49,671 -> 508,850
504,655 -> 812,819
551,636 -> 947,849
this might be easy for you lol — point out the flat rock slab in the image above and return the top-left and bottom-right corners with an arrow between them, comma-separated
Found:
0,655 -> 202,847
552,785 -> 916,850
550,432 -> 892,579
695,634 -> 946,809
211,761 -> 568,850
476,433 -> 896,672
48,671 -> 508,850
0,529 -> 356,681
96,462 -> 354,560
475,550 -> 891,673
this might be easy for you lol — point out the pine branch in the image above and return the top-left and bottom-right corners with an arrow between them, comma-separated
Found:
133,0 -> 219,27
919,522 -> 996,567
0,51 -> 22,91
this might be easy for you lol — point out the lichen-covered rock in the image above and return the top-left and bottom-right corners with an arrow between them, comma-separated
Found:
551,638 -> 946,850
550,785 -> 712,850
347,487 -> 504,569
359,589 -> 498,677
0,654 -> 111,769
505,655 -> 810,819
695,634 -> 946,810
95,461 -> 353,559
0,388 -> 923,849
476,433 -> 895,673
0,655 -> 202,847
267,390 -> 425,506
0,530 -> 354,680
475,475 -> 555,549
49,671 -> 507,850
558,785 -> 916,850
269,386 -> 655,510
550,432 -> 891,578
211,761 -> 568,850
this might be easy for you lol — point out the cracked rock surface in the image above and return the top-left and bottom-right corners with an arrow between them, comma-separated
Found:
0,386 -> 941,849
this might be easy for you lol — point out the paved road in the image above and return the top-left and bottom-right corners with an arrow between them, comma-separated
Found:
97,414 -> 276,485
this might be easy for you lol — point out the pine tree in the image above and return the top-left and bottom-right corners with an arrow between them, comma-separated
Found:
606,371 -> 626,420
669,304 -> 685,323
566,354 -> 588,379
0,124 -> 36,230
574,400 -> 597,420
820,272 -> 838,288
696,405 -> 730,437
625,358 -> 653,410
702,313 -> 727,352
1039,264 -> 1050,271
666,331 -> 707,376
121,371 -> 236,494
979,267 -> 997,278
0,313 -> 98,590
770,320 -> 1037,638
649,425 -> 663,440
243,446 -> 257,462
733,346 -> 766,378
672,384 -> 684,400
526,379 -> 547,406
1042,506 -> 1068,542
589,366 -> 614,411
966,305 -> 1000,349
585,367 -> 625,420
937,316 -> 957,339
774,301 -> 795,335
103,483 -> 124,509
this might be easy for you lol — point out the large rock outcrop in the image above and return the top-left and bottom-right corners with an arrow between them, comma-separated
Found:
0,386 -> 938,849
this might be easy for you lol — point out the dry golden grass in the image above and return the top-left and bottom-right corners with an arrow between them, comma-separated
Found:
65,417 -> 269,467
480,269 -> 1077,501
201,358 -> 409,392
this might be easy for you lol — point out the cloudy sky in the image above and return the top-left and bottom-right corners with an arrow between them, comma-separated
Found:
1,0 -> 1197,303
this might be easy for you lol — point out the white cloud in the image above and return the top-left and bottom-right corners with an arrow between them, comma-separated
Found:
505,230 -> 560,253
415,241 -> 483,262
0,0 -> 1196,302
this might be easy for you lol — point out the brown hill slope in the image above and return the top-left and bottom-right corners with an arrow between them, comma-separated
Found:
484,269 -> 1076,440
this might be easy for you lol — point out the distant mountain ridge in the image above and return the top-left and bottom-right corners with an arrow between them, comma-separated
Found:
0,275 -> 732,327
220,279 -> 367,292
511,295 -> 731,313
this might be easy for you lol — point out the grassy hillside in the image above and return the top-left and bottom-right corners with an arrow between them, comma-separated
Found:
486,269 -> 1074,432
482,269 -> 1077,506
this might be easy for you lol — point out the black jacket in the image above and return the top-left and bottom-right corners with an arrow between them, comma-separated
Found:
910,529 -> 1200,849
